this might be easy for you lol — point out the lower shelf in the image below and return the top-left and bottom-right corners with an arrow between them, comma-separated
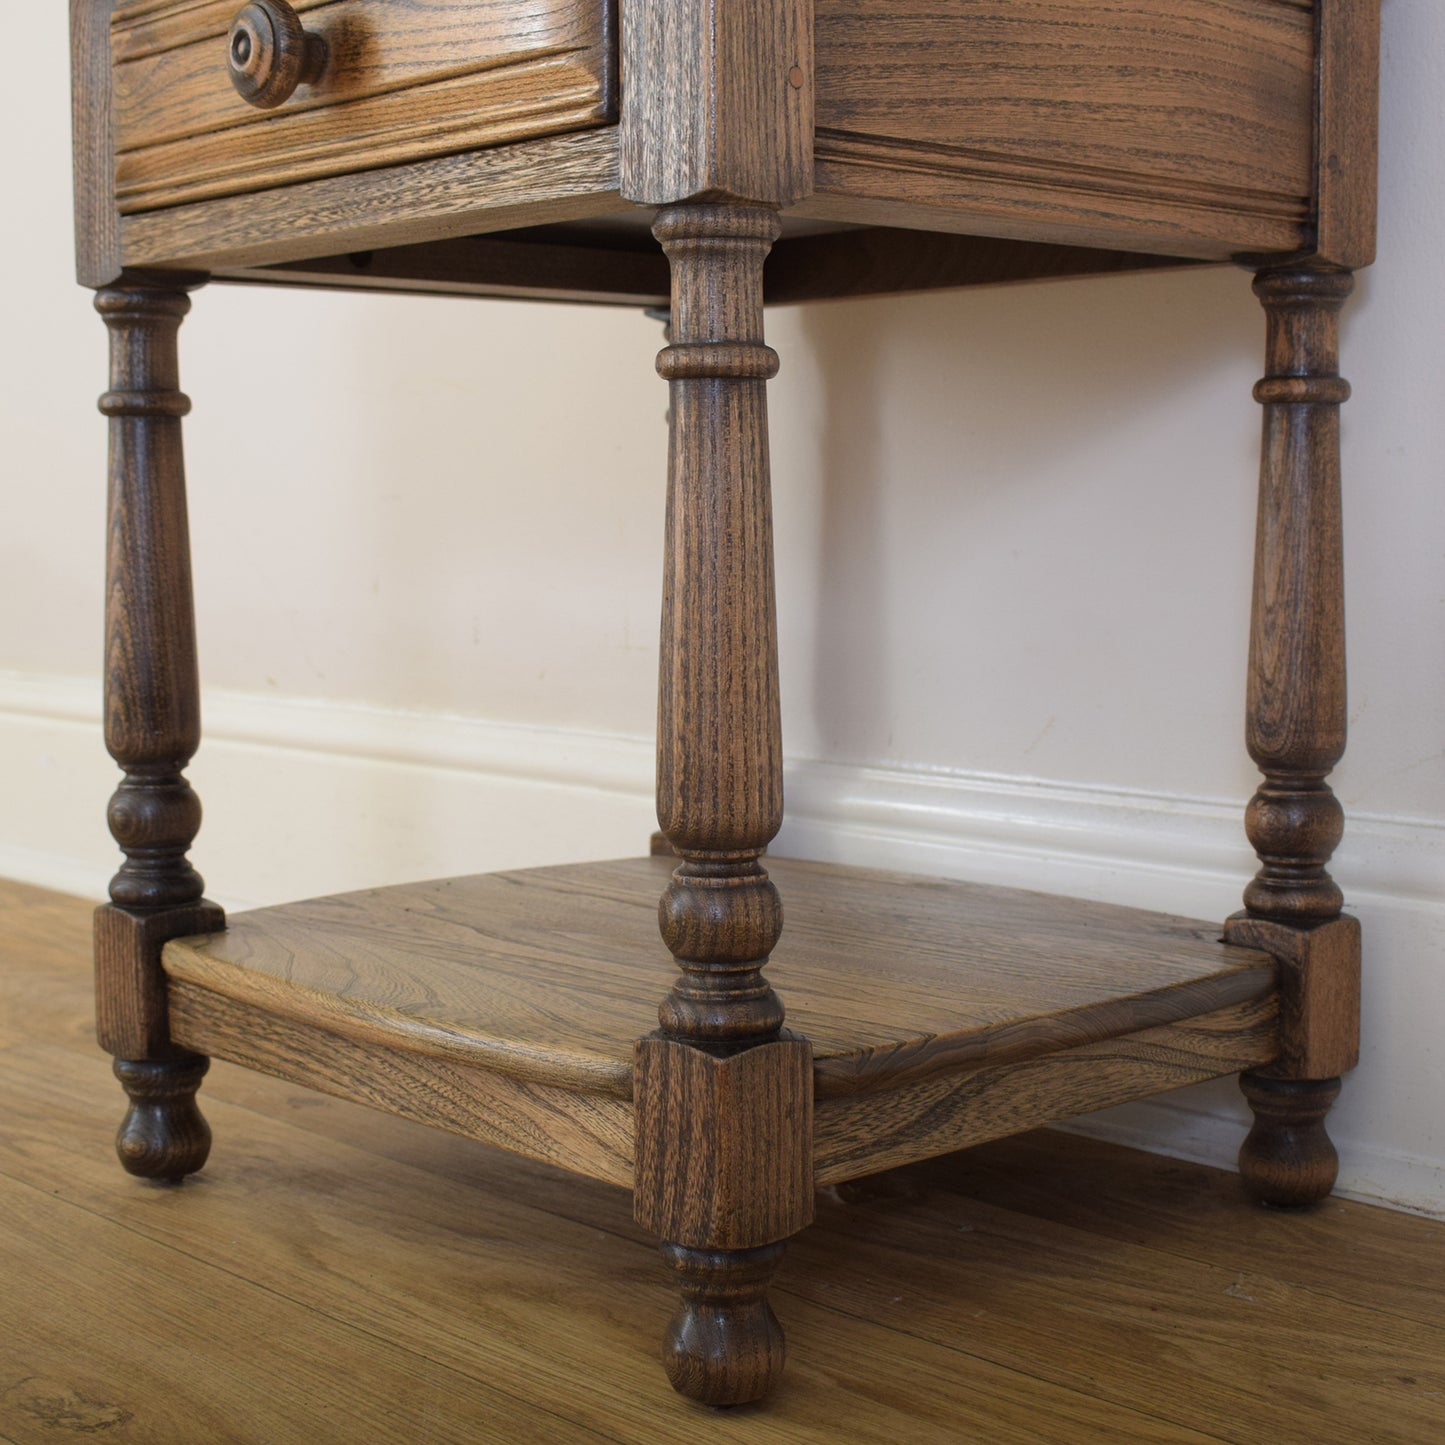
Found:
162,855 -> 1279,1187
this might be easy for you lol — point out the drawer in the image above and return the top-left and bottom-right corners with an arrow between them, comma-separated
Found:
111,0 -> 616,214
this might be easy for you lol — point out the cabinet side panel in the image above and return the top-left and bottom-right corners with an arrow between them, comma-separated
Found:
813,0 -> 1314,247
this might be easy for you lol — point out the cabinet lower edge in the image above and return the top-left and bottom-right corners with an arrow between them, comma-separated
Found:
111,127 -> 1309,280
117,127 -> 629,274
800,152 -> 1308,262
168,980 -> 638,1190
813,993 -> 1279,1186
169,979 -> 1278,1195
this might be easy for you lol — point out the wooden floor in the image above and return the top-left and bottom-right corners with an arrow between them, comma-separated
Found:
3,878 -> 1443,1444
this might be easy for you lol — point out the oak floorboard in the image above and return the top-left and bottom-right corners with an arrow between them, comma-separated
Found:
926,1131 -> 1445,1332
0,1040 -> 1217,1445
0,1171 -> 599,1444
0,885 -> 96,1052
5,880 -> 1443,1442
799,1171 -> 1445,1445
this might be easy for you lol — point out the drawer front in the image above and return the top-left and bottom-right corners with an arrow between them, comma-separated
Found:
112,0 -> 615,214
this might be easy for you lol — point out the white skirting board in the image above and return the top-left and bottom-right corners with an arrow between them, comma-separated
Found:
4,669 -> 1442,1218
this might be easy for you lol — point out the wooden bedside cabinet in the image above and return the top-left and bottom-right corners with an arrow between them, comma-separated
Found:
71,0 -> 1379,1408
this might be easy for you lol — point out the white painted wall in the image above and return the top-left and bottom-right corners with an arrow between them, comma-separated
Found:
2,4 -> 1441,1214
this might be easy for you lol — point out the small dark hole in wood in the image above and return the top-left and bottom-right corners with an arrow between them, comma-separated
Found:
231,30 -> 253,66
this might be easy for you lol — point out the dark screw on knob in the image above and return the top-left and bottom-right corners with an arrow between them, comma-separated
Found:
227,0 -> 328,110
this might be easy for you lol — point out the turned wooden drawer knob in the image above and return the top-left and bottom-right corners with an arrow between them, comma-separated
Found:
227,1 -> 328,109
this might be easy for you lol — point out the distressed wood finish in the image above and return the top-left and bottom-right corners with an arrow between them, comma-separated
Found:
97,281 -> 210,914
635,199 -> 786,1410
15,869 -> 1445,1445
157,851 -> 1279,1398
1231,263 -> 1359,1207
620,0 -> 813,207
168,981 -> 636,1186
635,1033 -> 812,1404
658,1243 -> 790,1408
159,855 -> 1277,1097
94,277 -> 225,1181
68,0 -> 1383,1410
1314,0 -> 1382,269
800,0 -> 1314,259
95,898 -> 225,1061
112,1055 -> 213,1181
652,204 -> 787,1045
120,127 -> 627,274
1225,913 -> 1360,1080
225,1 -> 331,112
72,0 -> 122,286
158,857 -> 1279,1200
815,994 -> 1278,1184
1237,1074 -> 1344,1208
78,0 -> 1377,286
633,1035 -> 813,1248
1241,267 -> 1353,927
112,0 -> 615,213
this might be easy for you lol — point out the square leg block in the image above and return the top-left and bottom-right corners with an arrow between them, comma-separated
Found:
1224,912 -> 1361,1079
633,1033 -> 813,1250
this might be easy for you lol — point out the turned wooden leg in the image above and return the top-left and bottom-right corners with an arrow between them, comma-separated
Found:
1225,266 -> 1361,1207
660,1243 -> 787,1406
114,1057 -> 212,1181
632,203 -> 813,1407
93,276 -> 224,1181
1238,1075 -> 1341,1208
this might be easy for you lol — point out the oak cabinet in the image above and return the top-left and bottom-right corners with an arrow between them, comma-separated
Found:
71,0 -> 1378,1408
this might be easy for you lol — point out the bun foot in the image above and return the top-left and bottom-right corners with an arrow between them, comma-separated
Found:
114,1056 -> 212,1181
660,1242 -> 787,1406
1239,1071 -> 1341,1207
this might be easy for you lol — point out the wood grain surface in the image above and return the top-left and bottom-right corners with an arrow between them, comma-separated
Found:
96,281 -> 212,914
814,0 -> 1313,204
1229,263 -> 1360,1205
814,994 -> 1277,1183
5,878 -> 1444,1443
1242,267 -> 1353,925
119,126 -> 626,272
1314,0 -> 1381,268
71,0 -> 122,286
161,855 -> 1275,1096
804,0 -> 1312,260
621,0 -> 812,206
1224,912 -> 1360,1079
634,1034 -> 813,1247
94,899 -> 224,1060
163,877 -> 1277,1192
652,204 -> 789,1046
170,980 -> 637,1185
78,0 -> 1381,283
112,0 -> 615,212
